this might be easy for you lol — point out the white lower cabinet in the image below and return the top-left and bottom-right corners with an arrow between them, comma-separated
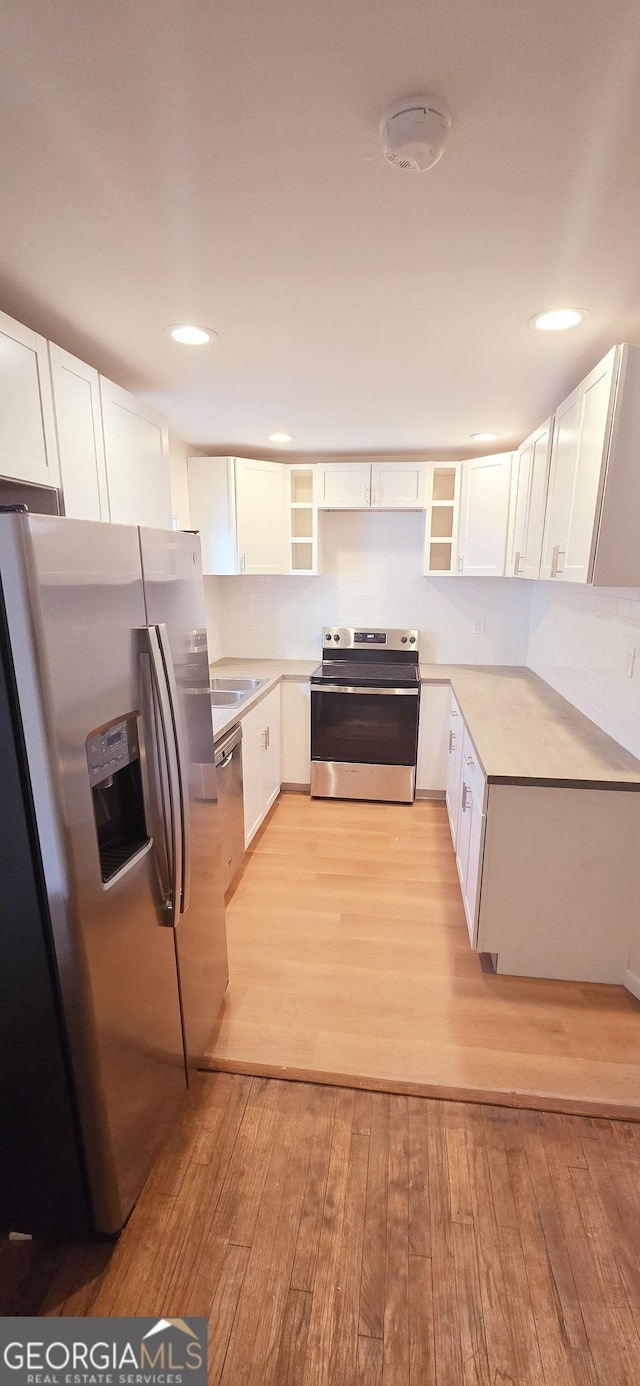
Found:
241,686 -> 281,846
416,684 -> 450,796
444,694 -> 640,982
445,693 -> 464,848
455,728 -> 487,946
280,680 -> 311,786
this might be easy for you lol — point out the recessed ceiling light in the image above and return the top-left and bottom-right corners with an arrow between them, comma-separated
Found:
529,308 -> 586,332
471,432 -> 498,443
268,432 -> 295,443
169,325 -> 217,345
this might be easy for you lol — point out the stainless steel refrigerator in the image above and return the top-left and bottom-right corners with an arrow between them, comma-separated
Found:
0,512 -> 228,1240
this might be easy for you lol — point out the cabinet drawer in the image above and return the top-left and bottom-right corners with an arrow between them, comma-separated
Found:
461,725 -> 486,809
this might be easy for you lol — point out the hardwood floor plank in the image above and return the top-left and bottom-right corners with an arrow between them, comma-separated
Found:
207,1243 -> 249,1385
449,1224 -> 490,1385
427,1100 -> 465,1383
467,1120 -> 540,1385
382,1096 -> 410,1386
355,1335 -> 383,1386
301,1089 -> 356,1386
407,1096 -> 430,1257
407,1254 -> 436,1386
359,1092 -> 390,1340
328,1131 -> 369,1386
517,1115 -> 590,1354
275,1288 -> 314,1386
221,1085 -> 315,1385
480,1104 -> 519,1229
290,1085 -> 337,1292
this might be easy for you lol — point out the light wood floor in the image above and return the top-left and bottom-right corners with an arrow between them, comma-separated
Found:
205,795 -> 640,1115
5,1072 -> 640,1384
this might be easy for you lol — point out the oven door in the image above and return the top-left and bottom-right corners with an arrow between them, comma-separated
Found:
311,684 -> 419,766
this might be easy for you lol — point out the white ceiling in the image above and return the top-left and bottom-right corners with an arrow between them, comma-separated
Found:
1,0 -> 640,458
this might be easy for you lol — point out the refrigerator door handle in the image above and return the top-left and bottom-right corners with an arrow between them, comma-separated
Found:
145,625 -> 183,927
154,622 -> 191,916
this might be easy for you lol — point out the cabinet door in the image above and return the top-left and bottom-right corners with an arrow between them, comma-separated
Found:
281,680 -> 311,785
445,698 -> 464,848
540,386 -> 581,580
100,379 -> 172,528
508,438 -> 532,577
261,707 -> 281,813
371,463 -> 425,509
457,454 -> 512,576
242,723 -> 265,847
509,420 -> 554,579
318,463 -> 371,508
416,684 -> 450,794
0,310 -> 59,488
49,345 -> 109,521
521,418 -> 553,579
460,780 -> 486,946
560,350 -> 617,584
235,458 -> 287,573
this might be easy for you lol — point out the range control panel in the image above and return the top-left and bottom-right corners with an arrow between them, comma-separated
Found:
86,713 -> 141,787
322,627 -> 418,651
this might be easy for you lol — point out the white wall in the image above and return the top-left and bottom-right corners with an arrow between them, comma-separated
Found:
528,582 -> 640,759
204,510 -> 530,665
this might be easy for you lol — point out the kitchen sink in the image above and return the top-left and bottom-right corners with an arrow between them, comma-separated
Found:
210,677 -> 268,691
210,690 -> 246,706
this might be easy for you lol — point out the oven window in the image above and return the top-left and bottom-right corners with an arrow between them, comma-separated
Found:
311,689 -> 419,766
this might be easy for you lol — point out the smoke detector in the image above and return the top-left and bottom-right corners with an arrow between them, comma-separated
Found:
379,96 -> 451,172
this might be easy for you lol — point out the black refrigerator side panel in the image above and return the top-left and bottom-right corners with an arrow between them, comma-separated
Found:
0,591 -> 91,1241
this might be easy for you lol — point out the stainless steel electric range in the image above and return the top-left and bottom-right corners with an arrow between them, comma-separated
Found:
310,626 -> 420,803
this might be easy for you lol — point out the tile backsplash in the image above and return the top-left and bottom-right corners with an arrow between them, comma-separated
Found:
204,510 -> 531,665
202,505 -> 640,758
528,582 -> 640,759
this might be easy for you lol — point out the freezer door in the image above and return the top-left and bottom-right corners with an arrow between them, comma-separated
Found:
139,527 -> 229,1065
1,514 -> 187,1235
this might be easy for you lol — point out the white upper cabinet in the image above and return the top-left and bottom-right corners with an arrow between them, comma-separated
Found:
188,457 -> 287,575
540,345 -> 640,586
423,464 -> 461,575
100,378 -> 172,529
235,458 -> 287,573
318,462 -> 426,509
0,309 -> 59,489
49,345 -> 109,522
370,463 -> 426,509
318,463 -> 371,508
508,418 -> 553,579
457,453 -> 513,577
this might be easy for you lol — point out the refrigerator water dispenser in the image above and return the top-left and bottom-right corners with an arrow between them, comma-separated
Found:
86,714 -> 150,884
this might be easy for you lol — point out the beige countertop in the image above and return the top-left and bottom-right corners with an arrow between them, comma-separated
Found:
420,663 -> 640,790
210,657 -> 318,678
209,657 -> 640,789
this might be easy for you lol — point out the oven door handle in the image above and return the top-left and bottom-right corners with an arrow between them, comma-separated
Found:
311,684 -> 419,696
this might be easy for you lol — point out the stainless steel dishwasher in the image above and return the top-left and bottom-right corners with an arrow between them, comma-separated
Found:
214,722 -> 245,893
